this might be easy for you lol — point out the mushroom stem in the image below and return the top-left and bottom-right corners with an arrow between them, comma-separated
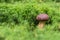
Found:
38,21 -> 45,29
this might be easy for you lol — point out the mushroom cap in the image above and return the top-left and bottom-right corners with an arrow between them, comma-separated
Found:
36,14 -> 49,21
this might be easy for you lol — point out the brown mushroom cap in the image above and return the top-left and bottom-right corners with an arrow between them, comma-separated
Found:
36,14 -> 49,21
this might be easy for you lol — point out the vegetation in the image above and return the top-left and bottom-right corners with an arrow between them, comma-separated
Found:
0,0 -> 60,40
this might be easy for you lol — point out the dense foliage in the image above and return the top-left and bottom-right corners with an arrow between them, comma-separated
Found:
0,0 -> 60,40
0,0 -> 60,3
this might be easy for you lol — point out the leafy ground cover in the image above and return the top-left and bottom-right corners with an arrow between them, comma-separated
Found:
0,1 -> 60,40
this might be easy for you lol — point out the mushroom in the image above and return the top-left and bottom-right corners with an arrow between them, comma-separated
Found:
36,14 -> 49,29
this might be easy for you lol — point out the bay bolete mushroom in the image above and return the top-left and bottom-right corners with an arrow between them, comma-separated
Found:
36,14 -> 49,29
